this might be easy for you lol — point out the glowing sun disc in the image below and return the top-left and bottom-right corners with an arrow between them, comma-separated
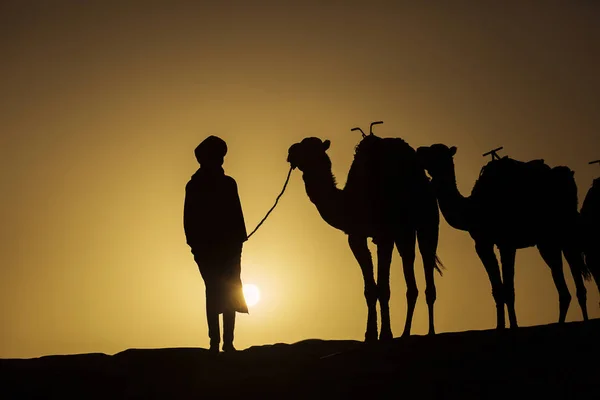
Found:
243,284 -> 261,307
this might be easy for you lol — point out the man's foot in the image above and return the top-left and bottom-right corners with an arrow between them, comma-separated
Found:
222,343 -> 237,353
209,342 -> 220,354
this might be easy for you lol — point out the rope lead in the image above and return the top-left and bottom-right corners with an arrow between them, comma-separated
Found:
246,166 -> 294,240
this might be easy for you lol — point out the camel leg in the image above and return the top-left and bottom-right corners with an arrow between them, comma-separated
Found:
587,252 -> 600,300
417,225 -> 439,336
499,247 -> 518,329
396,229 -> 417,338
538,243 -> 571,323
348,234 -> 378,343
563,245 -> 588,321
474,240 -> 505,329
377,239 -> 394,341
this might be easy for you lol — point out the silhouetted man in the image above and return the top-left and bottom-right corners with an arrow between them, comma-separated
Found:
184,136 -> 249,353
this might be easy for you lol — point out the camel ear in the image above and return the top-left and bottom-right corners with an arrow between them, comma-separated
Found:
449,146 -> 457,156
323,140 -> 331,151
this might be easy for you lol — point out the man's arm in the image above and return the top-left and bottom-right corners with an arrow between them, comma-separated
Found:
228,178 -> 248,244
183,181 -> 208,248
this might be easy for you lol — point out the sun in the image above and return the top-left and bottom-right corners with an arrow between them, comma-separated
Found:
243,284 -> 261,307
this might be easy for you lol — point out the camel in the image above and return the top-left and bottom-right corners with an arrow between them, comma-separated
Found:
416,144 -> 592,330
286,124 -> 443,342
581,162 -> 600,294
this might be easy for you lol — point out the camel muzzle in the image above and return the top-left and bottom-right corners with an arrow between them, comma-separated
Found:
287,143 -> 301,169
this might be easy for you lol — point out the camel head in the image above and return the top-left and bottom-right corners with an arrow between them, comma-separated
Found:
287,137 -> 332,172
416,144 -> 457,179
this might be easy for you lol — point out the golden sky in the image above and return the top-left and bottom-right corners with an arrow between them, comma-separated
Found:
1,1 -> 599,358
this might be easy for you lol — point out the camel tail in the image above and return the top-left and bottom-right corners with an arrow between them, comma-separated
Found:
581,261 -> 593,282
580,253 -> 592,282
435,254 -> 445,276
564,243 -> 592,282
578,253 -> 592,282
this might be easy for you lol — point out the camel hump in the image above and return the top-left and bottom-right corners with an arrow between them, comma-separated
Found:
581,180 -> 600,229
349,135 -> 416,180
345,134 -> 426,212
527,159 -> 547,168
550,165 -> 575,177
380,136 -> 412,149
478,157 -> 549,177
352,135 -> 413,159
472,156 -> 552,199
374,137 -> 422,175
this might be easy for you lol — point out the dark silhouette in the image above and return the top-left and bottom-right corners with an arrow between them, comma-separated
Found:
416,144 -> 591,330
183,136 -> 248,353
581,160 -> 600,294
6,315 -> 600,399
287,122 -> 443,341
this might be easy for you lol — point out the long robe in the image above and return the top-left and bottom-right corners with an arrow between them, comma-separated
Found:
183,167 -> 249,314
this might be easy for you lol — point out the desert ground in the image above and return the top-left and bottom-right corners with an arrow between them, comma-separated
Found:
2,319 -> 600,399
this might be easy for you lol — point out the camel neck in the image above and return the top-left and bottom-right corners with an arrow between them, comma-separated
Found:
431,166 -> 471,232
302,169 -> 348,232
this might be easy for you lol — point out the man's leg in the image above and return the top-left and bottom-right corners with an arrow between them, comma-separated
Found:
206,285 -> 221,352
222,310 -> 236,352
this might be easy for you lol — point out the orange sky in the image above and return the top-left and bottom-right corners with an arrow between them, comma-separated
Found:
1,1 -> 599,358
